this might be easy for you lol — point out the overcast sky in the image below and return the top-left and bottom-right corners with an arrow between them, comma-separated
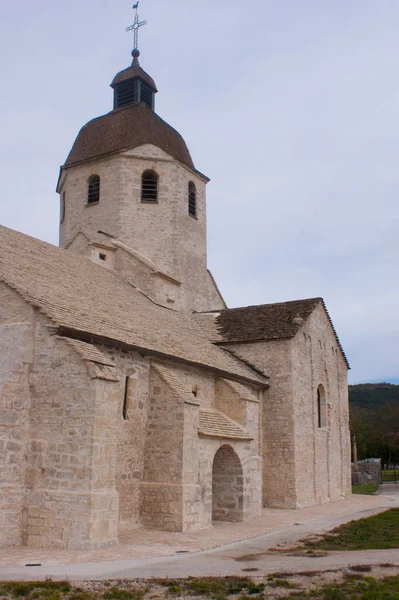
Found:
0,1 -> 398,385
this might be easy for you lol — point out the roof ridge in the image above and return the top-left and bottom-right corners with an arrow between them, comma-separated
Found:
113,240 -> 180,284
225,297 -> 322,313
207,269 -> 227,309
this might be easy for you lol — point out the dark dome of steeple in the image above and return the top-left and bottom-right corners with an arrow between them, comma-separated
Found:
111,54 -> 158,92
63,102 -> 195,171
110,54 -> 158,111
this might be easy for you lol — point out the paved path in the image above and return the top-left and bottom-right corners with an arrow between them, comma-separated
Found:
0,484 -> 397,581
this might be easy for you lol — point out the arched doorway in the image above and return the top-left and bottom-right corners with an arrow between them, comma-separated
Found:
212,445 -> 244,523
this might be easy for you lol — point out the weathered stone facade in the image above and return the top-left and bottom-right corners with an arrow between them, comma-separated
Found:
58,145 -> 224,313
0,282 -> 262,546
218,304 -> 351,510
0,48 -> 351,550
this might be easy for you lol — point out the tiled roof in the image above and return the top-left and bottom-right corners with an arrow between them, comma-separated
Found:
199,409 -> 253,440
61,338 -> 114,366
207,269 -> 227,309
111,63 -> 158,91
0,225 -> 267,387
215,299 -> 321,343
112,240 -> 180,284
152,364 -> 198,405
66,229 -> 180,283
224,380 -> 259,403
61,338 -> 120,382
66,229 -> 116,250
214,298 -> 350,369
64,102 -> 195,170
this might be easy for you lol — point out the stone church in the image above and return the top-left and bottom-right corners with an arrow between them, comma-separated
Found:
0,21 -> 351,550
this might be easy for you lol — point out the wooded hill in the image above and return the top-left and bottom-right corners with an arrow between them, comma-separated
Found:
349,383 -> 399,410
349,383 -> 399,463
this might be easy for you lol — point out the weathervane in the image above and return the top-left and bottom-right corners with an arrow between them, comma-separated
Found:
126,2 -> 148,57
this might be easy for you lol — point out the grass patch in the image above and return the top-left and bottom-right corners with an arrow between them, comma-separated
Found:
382,469 -> 398,483
68,593 -> 97,600
302,508 -> 399,550
186,577 -> 251,599
0,581 -> 71,599
246,582 -> 265,595
268,579 -> 297,589
284,575 -> 399,599
103,588 -> 142,600
165,585 -> 182,596
352,484 -> 379,495
156,578 -> 259,600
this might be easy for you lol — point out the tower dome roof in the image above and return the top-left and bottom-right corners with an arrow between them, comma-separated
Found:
111,60 -> 158,92
63,102 -> 196,171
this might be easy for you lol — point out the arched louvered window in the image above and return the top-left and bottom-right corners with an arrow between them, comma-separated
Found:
141,170 -> 158,202
188,182 -> 197,218
60,191 -> 66,223
317,384 -> 328,428
87,175 -> 100,204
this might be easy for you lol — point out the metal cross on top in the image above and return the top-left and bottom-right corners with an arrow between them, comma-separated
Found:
125,2 -> 148,52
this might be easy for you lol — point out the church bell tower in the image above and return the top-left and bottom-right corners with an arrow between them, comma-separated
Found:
56,3 -> 225,313
111,49 -> 157,111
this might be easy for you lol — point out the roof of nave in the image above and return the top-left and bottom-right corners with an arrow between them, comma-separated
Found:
196,298 -> 350,369
64,102 -> 195,171
0,224 -> 268,387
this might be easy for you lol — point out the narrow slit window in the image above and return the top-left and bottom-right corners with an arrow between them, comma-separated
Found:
317,384 -> 328,428
141,170 -> 158,202
123,376 -> 130,421
87,174 -> 100,204
188,182 -> 197,217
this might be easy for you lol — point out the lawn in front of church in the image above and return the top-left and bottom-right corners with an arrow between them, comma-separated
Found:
302,508 -> 399,551
352,483 -> 379,495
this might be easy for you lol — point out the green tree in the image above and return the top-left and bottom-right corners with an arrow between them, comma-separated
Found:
350,405 -> 385,460
376,401 -> 399,464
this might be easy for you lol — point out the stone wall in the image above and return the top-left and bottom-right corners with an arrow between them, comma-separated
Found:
197,437 -> 262,528
59,156 -> 122,248
25,317 -> 120,549
215,380 -> 247,425
352,459 -> 381,486
221,306 -> 351,511
291,304 -> 351,507
0,284 -> 122,549
136,361 -> 262,533
140,366 -> 185,531
0,283 -> 34,546
59,145 -> 225,313
107,349 -> 151,533
223,341 -> 298,509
